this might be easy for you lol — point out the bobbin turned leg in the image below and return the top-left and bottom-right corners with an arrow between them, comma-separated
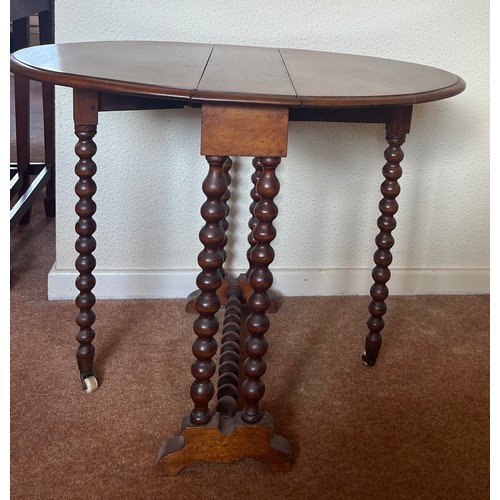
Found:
237,158 -> 281,313
157,156 -> 291,474
185,159 -> 281,313
246,157 -> 263,278
363,106 -> 412,367
73,89 -> 99,392
190,155 -> 228,424
242,156 -> 280,424
219,157 -> 233,278
157,104 -> 292,475
186,156 -> 280,313
185,157 -> 233,312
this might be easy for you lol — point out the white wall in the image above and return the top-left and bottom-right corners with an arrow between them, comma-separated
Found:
48,0 -> 489,299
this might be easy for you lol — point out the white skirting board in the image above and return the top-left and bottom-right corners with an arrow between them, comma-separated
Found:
47,265 -> 489,300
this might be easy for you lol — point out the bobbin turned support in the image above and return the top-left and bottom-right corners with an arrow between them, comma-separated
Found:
73,89 -> 99,393
157,104 -> 291,475
363,106 -> 412,366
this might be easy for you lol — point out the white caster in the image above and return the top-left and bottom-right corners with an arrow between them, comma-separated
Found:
362,351 -> 368,366
83,375 -> 99,393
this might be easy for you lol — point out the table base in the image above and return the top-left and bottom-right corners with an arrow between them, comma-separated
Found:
67,89 -> 413,472
156,412 -> 292,475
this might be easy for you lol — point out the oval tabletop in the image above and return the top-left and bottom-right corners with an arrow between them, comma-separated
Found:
10,40 -> 465,107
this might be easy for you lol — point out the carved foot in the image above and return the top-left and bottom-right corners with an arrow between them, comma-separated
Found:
156,411 -> 292,475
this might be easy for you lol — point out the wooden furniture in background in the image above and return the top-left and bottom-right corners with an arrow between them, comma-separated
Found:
10,0 -> 55,229
10,41 -> 465,473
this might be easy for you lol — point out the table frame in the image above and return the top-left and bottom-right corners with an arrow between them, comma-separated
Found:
71,88 -> 412,473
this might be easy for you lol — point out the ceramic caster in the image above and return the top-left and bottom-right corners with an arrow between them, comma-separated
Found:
83,375 -> 99,393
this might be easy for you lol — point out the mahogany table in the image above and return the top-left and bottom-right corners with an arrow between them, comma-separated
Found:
10,41 -> 465,474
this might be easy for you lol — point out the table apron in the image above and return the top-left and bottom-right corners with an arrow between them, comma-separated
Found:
201,104 -> 289,157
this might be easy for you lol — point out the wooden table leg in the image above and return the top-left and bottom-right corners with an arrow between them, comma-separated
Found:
363,106 -> 412,366
189,155 -> 228,425
185,155 -> 280,313
246,157 -> 263,278
157,105 -> 292,475
157,156 -> 292,475
73,89 -> 99,393
185,157 -> 238,310
220,157 -> 233,278
242,156 -> 280,423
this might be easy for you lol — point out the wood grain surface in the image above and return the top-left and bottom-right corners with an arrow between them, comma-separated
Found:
11,41 -> 466,106
279,48 -> 464,105
196,44 -> 297,105
201,104 -> 288,156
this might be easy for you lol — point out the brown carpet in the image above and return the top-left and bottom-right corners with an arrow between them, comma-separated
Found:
10,201 -> 489,499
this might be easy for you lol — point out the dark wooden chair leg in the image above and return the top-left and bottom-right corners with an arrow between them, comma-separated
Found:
11,4 -> 56,226
363,106 -> 412,366
41,81 -> 56,217
14,72 -> 32,225
39,6 -> 56,217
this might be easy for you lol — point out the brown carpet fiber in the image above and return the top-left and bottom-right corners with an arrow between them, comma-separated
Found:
10,201 -> 489,499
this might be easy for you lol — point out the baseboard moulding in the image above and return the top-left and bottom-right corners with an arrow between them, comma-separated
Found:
47,265 -> 489,300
